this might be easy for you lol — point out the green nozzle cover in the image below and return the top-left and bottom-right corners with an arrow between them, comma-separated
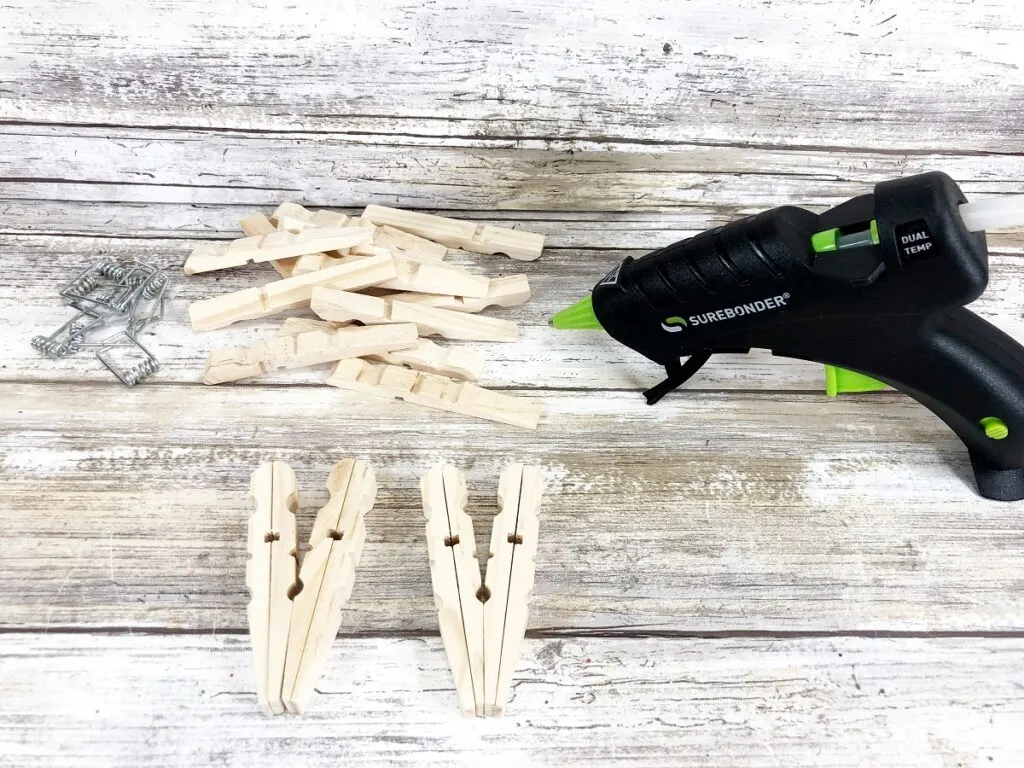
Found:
824,365 -> 889,397
551,295 -> 603,330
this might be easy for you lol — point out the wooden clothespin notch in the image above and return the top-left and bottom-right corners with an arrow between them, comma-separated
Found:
421,463 -> 544,716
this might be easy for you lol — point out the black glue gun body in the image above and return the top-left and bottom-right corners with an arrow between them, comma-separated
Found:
590,172 -> 1024,501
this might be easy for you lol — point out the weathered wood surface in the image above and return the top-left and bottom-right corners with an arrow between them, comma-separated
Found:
4,202 -> 1024,252
4,0 -> 1024,763
4,383 -> 1024,632
2,0 -> 1023,152
4,128 -> 1024,212
2,634 -> 1021,768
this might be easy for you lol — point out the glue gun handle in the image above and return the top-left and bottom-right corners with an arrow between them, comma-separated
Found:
777,308 -> 1024,500
904,308 -> 1024,499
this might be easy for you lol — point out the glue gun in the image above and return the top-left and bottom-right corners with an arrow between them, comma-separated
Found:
552,172 -> 1024,501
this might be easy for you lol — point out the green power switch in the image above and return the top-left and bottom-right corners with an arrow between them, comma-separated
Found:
979,417 -> 1009,440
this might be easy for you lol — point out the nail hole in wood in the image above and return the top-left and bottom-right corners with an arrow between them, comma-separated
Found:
444,535 -> 460,547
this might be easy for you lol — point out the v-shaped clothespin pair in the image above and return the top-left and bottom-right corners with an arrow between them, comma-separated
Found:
247,459 -> 375,715
421,464 -> 545,716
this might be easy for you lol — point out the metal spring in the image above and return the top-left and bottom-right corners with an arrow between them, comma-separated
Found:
121,357 -> 160,386
121,360 -> 159,387
67,315 -> 97,335
66,274 -> 101,295
142,274 -> 167,298
96,262 -> 131,281
31,336 -> 72,359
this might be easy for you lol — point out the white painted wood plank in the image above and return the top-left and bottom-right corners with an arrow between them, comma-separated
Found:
4,127 -> 1024,211
2,0 -> 1022,152
3,201 -> 1024,252
0,634 -> 1021,767
3,383 -> 1024,632
0,200 -> 721,245
6,234 -> 1024,391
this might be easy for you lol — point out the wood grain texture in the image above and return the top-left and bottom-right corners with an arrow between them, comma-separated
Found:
3,383 -> 1024,633
4,127 -> 1024,212
1,634 -> 1021,768
2,0 -> 1023,152
4,201 -> 1024,251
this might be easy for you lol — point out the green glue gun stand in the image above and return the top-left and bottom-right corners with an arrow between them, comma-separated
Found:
553,172 -> 1024,501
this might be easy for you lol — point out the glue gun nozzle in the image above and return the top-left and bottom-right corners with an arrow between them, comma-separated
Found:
551,295 -> 604,330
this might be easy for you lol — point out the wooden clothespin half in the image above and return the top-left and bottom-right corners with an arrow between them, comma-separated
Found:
312,287 -> 518,342
483,464 -> 544,716
421,465 -> 485,716
363,205 -> 545,261
365,339 -> 485,382
276,319 -> 486,382
378,275 -> 531,314
326,359 -> 540,430
421,464 -> 545,717
184,227 -> 375,275
362,224 -> 448,261
282,459 -> 376,714
202,324 -> 418,384
247,461 -> 299,716
189,252 -> 396,331
289,253 -> 344,276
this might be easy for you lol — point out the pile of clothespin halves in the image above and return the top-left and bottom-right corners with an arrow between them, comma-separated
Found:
185,204 -> 545,429
32,260 -> 169,385
250,459 -> 544,717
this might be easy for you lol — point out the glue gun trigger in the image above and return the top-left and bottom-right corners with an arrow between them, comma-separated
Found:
643,350 -> 714,405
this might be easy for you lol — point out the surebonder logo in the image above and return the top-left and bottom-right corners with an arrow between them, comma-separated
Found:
662,293 -> 790,332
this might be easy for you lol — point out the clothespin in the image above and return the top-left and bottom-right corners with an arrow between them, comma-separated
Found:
363,205 -> 545,261
203,324 -> 418,384
282,459 -> 376,714
184,227 -> 375,275
483,464 -> 544,716
421,465 -> 485,715
246,460 -> 375,716
312,287 -> 518,342
189,252 -> 395,331
377,275 -> 531,313
421,464 -> 545,716
327,359 -> 540,430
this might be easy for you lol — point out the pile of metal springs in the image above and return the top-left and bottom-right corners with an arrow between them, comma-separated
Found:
32,260 -> 169,386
